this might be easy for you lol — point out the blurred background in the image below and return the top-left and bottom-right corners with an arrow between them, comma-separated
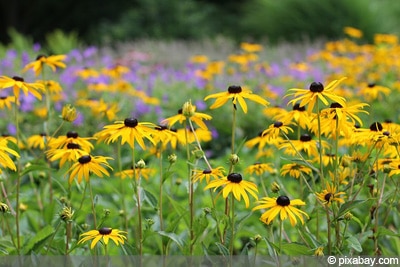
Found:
1,0 -> 400,51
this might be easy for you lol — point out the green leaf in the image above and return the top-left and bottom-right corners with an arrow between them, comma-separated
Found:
280,242 -> 313,256
157,231 -> 185,250
215,242 -> 230,256
377,226 -> 399,237
346,235 -> 363,252
20,163 -> 51,176
335,199 -> 369,220
143,189 -> 158,208
22,225 -> 55,254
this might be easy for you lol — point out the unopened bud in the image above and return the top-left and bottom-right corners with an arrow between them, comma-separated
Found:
61,104 -> 77,122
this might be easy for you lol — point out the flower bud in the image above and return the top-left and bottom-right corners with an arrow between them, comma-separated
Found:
314,246 -> 324,256
168,154 -> 177,164
136,159 -> 146,169
0,202 -> 9,213
60,206 -> 74,222
61,104 -> 77,122
229,154 -> 240,165
271,181 -> 280,193
182,100 -> 196,117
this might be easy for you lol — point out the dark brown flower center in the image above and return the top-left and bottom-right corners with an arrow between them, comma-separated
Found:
12,76 -> 24,82
36,54 -> 46,60
293,103 -> 306,111
227,173 -> 242,183
300,134 -> 312,142
228,85 -> 242,94
273,121 -> 283,128
203,169 -> 212,174
67,143 -> 81,149
383,131 -> 390,136
369,122 -> 383,131
67,131 -> 79,138
276,196 -> 290,206
330,102 -> 343,108
124,118 -> 138,127
324,193 -> 332,202
98,227 -> 112,235
78,155 -> 91,164
367,83 -> 376,88
155,125 -> 168,131
309,82 -> 324,93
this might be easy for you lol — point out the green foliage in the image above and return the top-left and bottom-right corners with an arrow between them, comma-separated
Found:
89,0 -> 217,44
45,29 -> 81,54
241,0 -> 380,43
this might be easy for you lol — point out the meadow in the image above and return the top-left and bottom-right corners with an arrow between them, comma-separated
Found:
0,27 -> 400,261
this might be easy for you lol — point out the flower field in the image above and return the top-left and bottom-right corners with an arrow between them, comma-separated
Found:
1,28 -> 400,260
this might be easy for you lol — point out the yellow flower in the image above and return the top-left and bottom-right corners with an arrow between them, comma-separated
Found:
286,77 -> 347,113
78,227 -> 127,249
95,118 -> 156,150
47,143 -> 88,168
0,75 -> 45,100
162,102 -> 212,130
204,85 -> 269,113
192,167 -> 225,183
0,136 -> 20,172
280,163 -> 312,179
48,131 -> 94,152
204,173 -> 258,208
261,121 -> 293,141
67,155 -> 113,184
240,42 -> 263,53
115,166 -> 156,180
0,95 -> 15,109
253,196 -> 309,226
316,183 -> 345,206
176,127 -> 212,145
26,133 -> 48,150
344,27 -> 363,39
245,162 -> 274,176
23,54 -> 67,76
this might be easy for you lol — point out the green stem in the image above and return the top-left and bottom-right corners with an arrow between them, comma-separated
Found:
14,95 -> 21,254
88,180 -> 97,229
184,119 -> 194,255
316,100 -> 325,185
229,194 -> 235,255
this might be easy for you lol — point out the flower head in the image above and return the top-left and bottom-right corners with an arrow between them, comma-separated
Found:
204,85 -> 269,113
0,136 -> 20,172
192,167 -> 225,183
316,183 -> 345,206
162,101 -> 212,130
204,173 -> 258,208
253,196 -> 309,226
245,162 -> 274,176
0,75 -> 45,100
286,77 -> 347,113
67,155 -> 113,184
61,104 -> 78,122
95,118 -> 156,150
23,54 -> 67,76
78,227 -> 127,249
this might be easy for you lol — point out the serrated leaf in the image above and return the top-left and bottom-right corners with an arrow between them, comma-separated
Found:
22,225 -> 55,254
280,243 -> 313,256
346,235 -> 362,252
157,231 -> 185,250
215,242 -> 230,256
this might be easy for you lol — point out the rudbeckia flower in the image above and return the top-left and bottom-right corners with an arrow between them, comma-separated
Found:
162,101 -> 212,130
204,85 -> 269,113
23,54 -> 67,76
67,155 -> 113,184
204,173 -> 258,208
0,136 -> 20,172
0,76 -> 45,100
26,133 -> 49,150
192,167 -> 225,183
95,118 -> 156,150
316,183 -> 345,206
0,95 -> 15,109
286,77 -> 347,113
47,143 -> 88,168
280,163 -> 312,179
48,131 -> 94,152
261,121 -> 293,141
78,227 -> 127,249
253,196 -> 309,226
245,162 -> 275,176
